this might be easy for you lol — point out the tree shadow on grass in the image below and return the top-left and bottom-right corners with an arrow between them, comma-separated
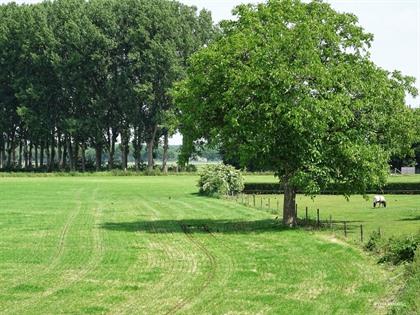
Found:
101,215 -> 367,235
101,218 -> 289,235
398,216 -> 420,221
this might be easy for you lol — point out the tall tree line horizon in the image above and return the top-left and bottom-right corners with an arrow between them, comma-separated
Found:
0,0 -> 216,172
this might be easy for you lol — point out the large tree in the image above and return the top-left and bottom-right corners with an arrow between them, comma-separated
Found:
173,0 -> 418,226
0,0 -> 215,172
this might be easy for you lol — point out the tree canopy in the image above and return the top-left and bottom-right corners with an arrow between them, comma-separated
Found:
173,0 -> 418,225
0,0 -> 215,172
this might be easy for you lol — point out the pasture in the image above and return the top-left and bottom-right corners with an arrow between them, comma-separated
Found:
0,175 -> 418,314
240,175 -> 420,242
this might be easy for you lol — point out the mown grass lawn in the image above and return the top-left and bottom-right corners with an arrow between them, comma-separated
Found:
0,175 -> 417,314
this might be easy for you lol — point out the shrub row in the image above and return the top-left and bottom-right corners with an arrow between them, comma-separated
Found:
0,169 -> 198,178
364,232 -> 420,314
243,182 -> 420,194
365,232 -> 420,265
391,248 -> 420,314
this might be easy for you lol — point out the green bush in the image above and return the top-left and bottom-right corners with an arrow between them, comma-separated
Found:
144,168 -> 162,176
364,230 -> 384,253
185,164 -> 197,172
379,235 -> 420,265
390,247 -> 420,314
407,247 -> 420,276
365,232 -> 419,265
198,164 -> 244,196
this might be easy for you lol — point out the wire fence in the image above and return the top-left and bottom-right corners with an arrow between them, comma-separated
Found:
226,193 -> 388,243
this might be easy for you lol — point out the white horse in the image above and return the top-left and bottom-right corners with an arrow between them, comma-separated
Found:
373,195 -> 386,208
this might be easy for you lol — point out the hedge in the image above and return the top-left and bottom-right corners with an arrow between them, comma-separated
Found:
243,182 -> 420,195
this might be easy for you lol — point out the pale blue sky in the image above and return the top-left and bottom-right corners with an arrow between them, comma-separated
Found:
1,0 -> 419,144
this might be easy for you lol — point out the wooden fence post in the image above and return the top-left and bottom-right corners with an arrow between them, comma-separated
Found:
253,195 -> 256,207
295,203 -> 298,218
329,215 -> 332,229
305,207 -> 308,222
378,227 -> 381,238
317,209 -> 320,227
360,225 -> 364,242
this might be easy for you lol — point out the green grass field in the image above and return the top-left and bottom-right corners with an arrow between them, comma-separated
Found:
0,175 -> 418,314
233,193 -> 420,242
242,174 -> 420,241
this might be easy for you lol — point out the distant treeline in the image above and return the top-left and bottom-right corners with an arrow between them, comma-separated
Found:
80,144 -> 221,170
0,0 -> 216,172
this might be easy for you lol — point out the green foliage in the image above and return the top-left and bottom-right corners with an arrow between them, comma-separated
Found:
198,164 -> 244,196
183,164 -> 198,172
364,230 -> 384,253
407,247 -> 420,285
365,232 -> 420,265
173,0 -> 418,223
389,249 -> 420,315
0,0 -> 216,172
378,234 -> 420,265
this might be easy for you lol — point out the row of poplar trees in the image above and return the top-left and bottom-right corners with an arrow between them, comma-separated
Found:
0,0 -> 215,172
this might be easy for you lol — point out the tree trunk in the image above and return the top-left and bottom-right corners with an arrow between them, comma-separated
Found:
34,143 -> 38,169
147,125 -> 158,172
95,144 -> 102,171
61,136 -> 67,170
133,126 -> 142,171
46,141 -> 50,168
18,140 -> 23,169
135,145 -> 142,170
283,181 -> 297,226
6,136 -> 12,168
107,128 -> 116,170
57,135 -> 63,170
0,137 -> 4,169
67,137 -> 75,171
120,127 -> 130,171
28,142 -> 33,169
6,138 -> 11,168
23,139 -> 28,169
48,133 -> 55,172
121,147 -> 128,170
9,132 -> 16,169
162,132 -> 169,174
147,141 -> 154,172
81,143 -> 86,172
109,139 -> 115,170
11,140 -> 16,168
74,142 -> 79,171
40,142 -> 44,168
